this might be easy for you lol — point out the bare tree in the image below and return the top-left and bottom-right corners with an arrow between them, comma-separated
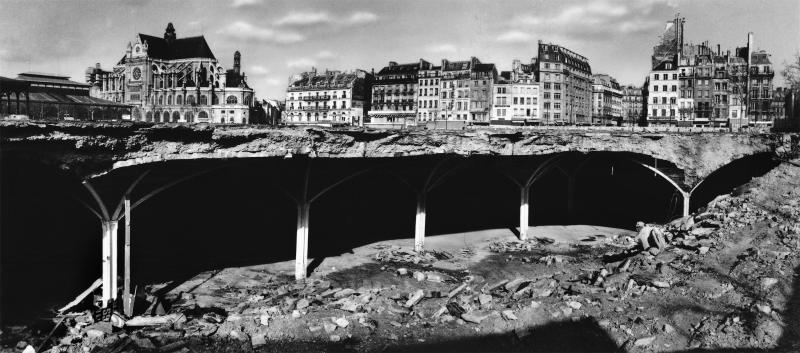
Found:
782,51 -> 800,90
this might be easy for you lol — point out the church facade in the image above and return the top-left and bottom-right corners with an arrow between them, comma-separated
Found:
85,23 -> 255,124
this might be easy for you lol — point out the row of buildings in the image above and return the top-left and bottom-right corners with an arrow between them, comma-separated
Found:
644,17 -> 783,129
281,41 -> 639,128
4,21 -> 794,130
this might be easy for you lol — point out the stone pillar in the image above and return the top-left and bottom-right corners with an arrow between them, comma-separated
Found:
295,203 -> 310,281
414,193 -> 426,252
101,220 -> 119,307
519,186 -> 530,240
682,192 -> 690,217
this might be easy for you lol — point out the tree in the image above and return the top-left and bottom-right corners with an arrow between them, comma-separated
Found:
782,51 -> 800,90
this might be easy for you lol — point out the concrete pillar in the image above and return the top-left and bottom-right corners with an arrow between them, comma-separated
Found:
682,192 -> 690,217
101,220 -> 119,307
414,193 -> 426,252
519,186 -> 530,240
295,203 -> 310,281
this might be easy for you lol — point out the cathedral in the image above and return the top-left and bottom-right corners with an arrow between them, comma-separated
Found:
85,23 -> 255,124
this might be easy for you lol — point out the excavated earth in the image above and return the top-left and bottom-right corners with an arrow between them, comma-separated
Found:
3,156 -> 800,353
1,121 -> 798,186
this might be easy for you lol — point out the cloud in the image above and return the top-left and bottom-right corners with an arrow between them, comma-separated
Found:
264,77 -> 283,86
286,58 -> 317,69
315,50 -> 335,59
275,11 -> 378,27
275,11 -> 331,26
509,0 -> 675,41
230,0 -> 262,7
248,65 -> 270,75
425,43 -> 457,54
217,21 -> 304,44
344,11 -> 378,25
497,31 -> 533,43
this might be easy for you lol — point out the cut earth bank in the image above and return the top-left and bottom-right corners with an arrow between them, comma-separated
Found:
5,159 -> 800,353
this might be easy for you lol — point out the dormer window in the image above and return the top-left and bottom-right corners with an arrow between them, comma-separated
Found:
665,63 -> 672,69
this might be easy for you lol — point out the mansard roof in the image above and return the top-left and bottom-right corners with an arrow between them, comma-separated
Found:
377,62 -> 420,76
137,34 -> 216,60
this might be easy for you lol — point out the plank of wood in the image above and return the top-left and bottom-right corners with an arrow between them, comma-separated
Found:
58,278 -> 102,313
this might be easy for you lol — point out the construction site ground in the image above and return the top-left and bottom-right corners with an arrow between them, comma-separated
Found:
3,158 -> 800,353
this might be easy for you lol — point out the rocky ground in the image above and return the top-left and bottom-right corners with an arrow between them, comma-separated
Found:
3,158 -> 800,353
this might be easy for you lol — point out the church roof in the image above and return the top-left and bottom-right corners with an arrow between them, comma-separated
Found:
137,34 -> 216,60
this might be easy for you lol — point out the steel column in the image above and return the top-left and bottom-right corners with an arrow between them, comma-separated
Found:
101,220 -> 119,306
123,197 -> 132,316
414,193 -> 426,252
519,186 -> 530,240
295,203 -> 310,281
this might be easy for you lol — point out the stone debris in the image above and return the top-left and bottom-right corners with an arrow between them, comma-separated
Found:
405,289 -> 426,308
501,310 -> 518,321
21,159 -> 800,353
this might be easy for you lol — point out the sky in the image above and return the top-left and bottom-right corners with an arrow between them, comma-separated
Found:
0,0 -> 798,99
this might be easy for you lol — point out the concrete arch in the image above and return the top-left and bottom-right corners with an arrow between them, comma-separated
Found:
629,159 -> 689,217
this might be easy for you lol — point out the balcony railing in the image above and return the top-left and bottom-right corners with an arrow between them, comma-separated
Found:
300,106 -> 331,111
302,95 -> 331,101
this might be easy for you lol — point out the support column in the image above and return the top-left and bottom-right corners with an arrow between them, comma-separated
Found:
682,192 -> 690,218
123,197 -> 132,316
101,220 -> 119,307
519,186 -> 530,240
414,193 -> 426,252
295,203 -> 310,281
15,92 -> 20,114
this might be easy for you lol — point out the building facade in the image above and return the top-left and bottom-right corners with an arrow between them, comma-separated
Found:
283,68 -> 372,126
647,61 -> 679,125
416,64 -> 441,124
490,60 -> 540,125
86,23 -> 255,124
368,60 -> 431,128
591,74 -> 622,125
439,57 -> 496,123
621,85 -> 644,126
748,49 -> 775,128
645,18 -> 775,129
535,41 -> 592,125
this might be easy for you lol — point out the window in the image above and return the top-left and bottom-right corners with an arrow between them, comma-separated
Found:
554,83 -> 561,90
652,109 -> 657,116
554,93 -> 561,99
671,85 -> 677,92
672,74 -> 677,80
654,74 -> 659,80
226,95 -> 238,104
176,95 -> 182,105
654,85 -> 659,92
653,97 -> 658,104
187,95 -> 195,105
200,95 -> 208,105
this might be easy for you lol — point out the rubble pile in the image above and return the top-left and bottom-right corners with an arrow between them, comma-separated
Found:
4,161 -> 800,352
